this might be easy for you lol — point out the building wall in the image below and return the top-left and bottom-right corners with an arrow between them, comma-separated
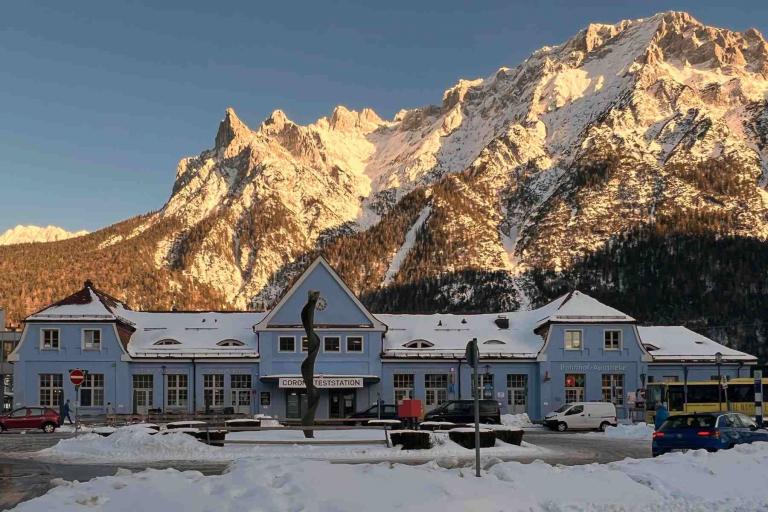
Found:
646,363 -> 747,383
12,321 -> 132,413
538,323 -> 648,419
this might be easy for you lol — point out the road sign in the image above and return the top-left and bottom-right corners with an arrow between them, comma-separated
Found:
465,338 -> 479,368
69,369 -> 85,386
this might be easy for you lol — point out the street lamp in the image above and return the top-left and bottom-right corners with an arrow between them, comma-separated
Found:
715,352 -> 723,412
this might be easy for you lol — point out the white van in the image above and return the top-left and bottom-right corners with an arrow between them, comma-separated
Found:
543,402 -> 618,432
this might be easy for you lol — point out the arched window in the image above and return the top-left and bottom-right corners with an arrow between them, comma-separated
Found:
403,339 -> 434,349
217,339 -> 245,347
153,339 -> 181,346
483,340 -> 506,345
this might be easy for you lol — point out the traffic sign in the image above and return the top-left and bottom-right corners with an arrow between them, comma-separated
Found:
69,369 -> 85,386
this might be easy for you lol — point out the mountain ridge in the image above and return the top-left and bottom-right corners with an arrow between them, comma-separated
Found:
0,225 -> 89,246
1,10 -> 767,360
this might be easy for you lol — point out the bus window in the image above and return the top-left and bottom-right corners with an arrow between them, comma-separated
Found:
668,387 -> 685,411
686,385 -> 719,404
646,385 -> 664,410
728,384 -> 755,403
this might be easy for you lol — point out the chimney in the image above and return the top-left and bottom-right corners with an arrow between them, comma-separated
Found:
84,279 -> 94,289
494,315 -> 509,329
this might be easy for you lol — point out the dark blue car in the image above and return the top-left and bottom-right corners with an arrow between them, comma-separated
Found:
652,412 -> 768,457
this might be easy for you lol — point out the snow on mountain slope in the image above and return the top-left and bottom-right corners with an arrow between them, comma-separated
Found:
0,225 -> 88,245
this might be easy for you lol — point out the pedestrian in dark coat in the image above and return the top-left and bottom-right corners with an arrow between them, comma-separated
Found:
62,399 -> 73,425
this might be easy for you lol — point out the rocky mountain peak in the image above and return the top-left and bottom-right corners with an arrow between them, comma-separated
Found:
214,107 -> 251,149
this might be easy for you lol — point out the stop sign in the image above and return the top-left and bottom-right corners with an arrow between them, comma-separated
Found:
69,369 -> 85,386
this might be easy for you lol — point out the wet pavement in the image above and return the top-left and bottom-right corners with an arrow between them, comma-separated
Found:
0,429 -> 650,510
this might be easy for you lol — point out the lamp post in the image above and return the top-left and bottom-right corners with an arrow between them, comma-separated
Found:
715,352 -> 723,412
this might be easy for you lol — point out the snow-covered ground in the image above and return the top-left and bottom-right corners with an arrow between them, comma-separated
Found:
501,413 -> 534,428
14,442 -> 768,511
31,425 -> 543,464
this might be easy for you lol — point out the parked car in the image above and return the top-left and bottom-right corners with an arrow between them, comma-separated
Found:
543,402 -> 618,432
0,407 -> 60,433
348,404 -> 398,424
652,412 -> 768,457
422,400 -> 501,425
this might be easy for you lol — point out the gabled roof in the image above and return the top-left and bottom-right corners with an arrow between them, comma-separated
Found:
535,290 -> 634,328
638,326 -> 756,363
26,280 -> 132,323
255,256 -> 385,330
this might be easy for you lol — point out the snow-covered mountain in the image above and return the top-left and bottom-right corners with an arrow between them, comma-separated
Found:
2,11 -> 768,358
0,225 -> 88,245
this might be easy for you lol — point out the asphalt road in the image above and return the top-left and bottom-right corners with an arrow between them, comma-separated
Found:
0,429 -> 650,510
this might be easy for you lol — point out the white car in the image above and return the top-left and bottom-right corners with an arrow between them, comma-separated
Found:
543,402 -> 618,432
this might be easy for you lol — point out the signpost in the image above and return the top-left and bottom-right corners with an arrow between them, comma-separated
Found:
69,369 -> 85,433
465,338 -> 480,478
755,370 -> 763,427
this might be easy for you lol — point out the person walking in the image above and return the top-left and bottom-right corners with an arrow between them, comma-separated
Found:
106,402 -> 116,426
58,399 -> 66,427
62,399 -> 73,425
654,401 -> 669,430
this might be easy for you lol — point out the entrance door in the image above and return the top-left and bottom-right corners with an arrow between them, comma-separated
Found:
286,390 -> 308,419
133,389 -> 152,415
329,390 -> 356,418
232,390 -> 251,414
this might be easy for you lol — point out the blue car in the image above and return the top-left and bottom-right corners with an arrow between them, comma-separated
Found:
652,412 -> 768,457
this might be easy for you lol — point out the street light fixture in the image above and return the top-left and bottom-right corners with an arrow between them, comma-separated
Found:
715,352 -> 723,412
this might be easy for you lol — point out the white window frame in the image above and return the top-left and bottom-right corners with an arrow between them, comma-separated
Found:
79,373 -> 104,407
346,335 -> 364,353
40,328 -> 60,350
203,374 -> 225,407
564,329 -> 583,351
278,336 -> 296,353
82,328 -> 102,351
166,374 -> 188,409
601,373 -> 624,405
301,336 -> 309,352
323,336 -> 341,353
39,373 -> 63,407
393,374 -> 415,402
603,329 -> 621,351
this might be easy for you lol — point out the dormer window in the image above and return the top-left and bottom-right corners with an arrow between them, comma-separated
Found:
483,340 -> 506,345
154,339 -> 181,346
217,339 -> 244,347
403,340 -> 434,349
643,343 -> 660,352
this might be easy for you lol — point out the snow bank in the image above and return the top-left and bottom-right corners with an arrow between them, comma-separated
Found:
33,425 -> 540,464
603,422 -> 654,439
501,413 -> 533,427
584,422 -> 654,440
16,442 -> 768,511
38,427 -> 221,462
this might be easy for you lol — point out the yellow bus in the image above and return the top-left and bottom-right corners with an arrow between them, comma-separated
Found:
645,378 -> 764,424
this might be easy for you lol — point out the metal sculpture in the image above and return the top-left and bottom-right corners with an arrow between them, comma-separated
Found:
300,290 -> 322,438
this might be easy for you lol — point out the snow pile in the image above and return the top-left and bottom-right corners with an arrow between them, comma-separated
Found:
15,442 -> 768,511
501,413 -> 534,428
32,424 -> 540,464
601,422 -> 654,440
38,426 -> 220,462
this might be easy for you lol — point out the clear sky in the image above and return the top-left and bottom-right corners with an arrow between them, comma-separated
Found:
1,0 -> 766,233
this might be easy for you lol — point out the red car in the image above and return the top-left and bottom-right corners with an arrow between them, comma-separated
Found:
0,407 -> 60,433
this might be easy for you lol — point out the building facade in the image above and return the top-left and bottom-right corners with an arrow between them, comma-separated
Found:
9,257 -> 758,420
0,308 -> 22,411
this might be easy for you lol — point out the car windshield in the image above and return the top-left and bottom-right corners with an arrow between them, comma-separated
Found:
554,404 -> 571,413
660,415 -> 717,430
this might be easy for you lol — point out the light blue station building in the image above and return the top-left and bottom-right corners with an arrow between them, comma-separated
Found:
9,257 -> 756,421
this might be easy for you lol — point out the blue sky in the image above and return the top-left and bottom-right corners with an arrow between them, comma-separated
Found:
1,1 -> 766,233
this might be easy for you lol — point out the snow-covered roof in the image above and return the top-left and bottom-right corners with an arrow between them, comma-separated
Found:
119,310 -> 266,358
377,291 -> 632,359
638,326 -> 756,362
27,287 -> 122,321
537,291 -> 635,326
